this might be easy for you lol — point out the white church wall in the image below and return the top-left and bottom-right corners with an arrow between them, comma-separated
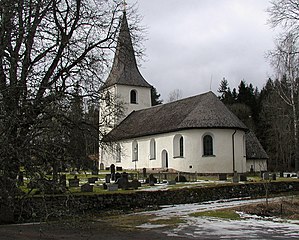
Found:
101,128 -> 247,173
116,85 -> 151,118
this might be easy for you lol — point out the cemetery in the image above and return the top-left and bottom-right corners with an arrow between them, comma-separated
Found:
1,162 -> 299,224
15,164 -> 299,196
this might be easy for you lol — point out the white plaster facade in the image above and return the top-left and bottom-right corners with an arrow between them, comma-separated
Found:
115,84 -> 151,117
101,128 -> 247,174
99,84 -> 151,128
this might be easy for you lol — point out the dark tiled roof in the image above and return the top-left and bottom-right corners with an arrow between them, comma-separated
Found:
246,131 -> 269,159
104,91 -> 248,141
103,12 -> 151,89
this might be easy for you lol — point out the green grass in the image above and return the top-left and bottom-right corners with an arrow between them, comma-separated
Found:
103,214 -> 185,229
190,210 -> 241,220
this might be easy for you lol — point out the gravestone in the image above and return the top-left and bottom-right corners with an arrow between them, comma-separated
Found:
167,180 -> 176,185
81,183 -> 93,192
232,172 -> 239,183
272,173 -> 277,180
146,174 -> 157,186
116,166 -> 122,171
263,172 -> 270,180
68,176 -> 79,187
105,174 -> 111,183
239,174 -> 247,182
219,173 -> 227,181
116,176 -> 129,189
143,168 -> 147,178
88,177 -> 98,184
59,174 -> 67,188
110,164 -> 115,181
100,163 -> 104,170
107,183 -> 118,191
280,171 -> 284,178
131,179 -> 141,189
175,175 -> 187,182
121,172 -> 129,181
115,172 -> 121,182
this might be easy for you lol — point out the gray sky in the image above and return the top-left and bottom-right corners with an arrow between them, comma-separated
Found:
126,0 -> 278,100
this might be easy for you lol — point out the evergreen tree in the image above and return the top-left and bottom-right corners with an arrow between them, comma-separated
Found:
217,78 -> 234,104
68,83 -> 87,170
151,86 -> 163,106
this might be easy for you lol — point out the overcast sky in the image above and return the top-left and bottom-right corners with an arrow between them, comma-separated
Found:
126,0 -> 279,101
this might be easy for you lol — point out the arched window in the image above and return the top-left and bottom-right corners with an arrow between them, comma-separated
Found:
203,135 -> 213,156
130,90 -> 137,104
173,134 -> 184,158
179,136 -> 184,157
116,143 -> 121,163
150,139 -> 156,160
132,140 -> 138,161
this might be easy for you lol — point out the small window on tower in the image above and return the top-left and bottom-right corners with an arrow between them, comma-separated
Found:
130,90 -> 137,104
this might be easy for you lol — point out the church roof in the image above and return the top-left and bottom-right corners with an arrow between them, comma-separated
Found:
245,131 -> 269,159
103,11 -> 151,89
104,91 -> 248,141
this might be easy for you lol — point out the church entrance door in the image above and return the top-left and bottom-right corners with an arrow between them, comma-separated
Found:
161,150 -> 168,168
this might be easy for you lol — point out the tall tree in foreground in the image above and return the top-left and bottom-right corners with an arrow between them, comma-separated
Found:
0,0 -> 136,209
268,1 -> 299,171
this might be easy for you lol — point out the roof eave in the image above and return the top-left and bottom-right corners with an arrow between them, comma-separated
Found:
104,126 -> 248,142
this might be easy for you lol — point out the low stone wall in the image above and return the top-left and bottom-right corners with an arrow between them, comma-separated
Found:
6,181 -> 299,223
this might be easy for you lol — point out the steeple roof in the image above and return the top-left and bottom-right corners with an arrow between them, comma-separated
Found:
103,11 -> 151,89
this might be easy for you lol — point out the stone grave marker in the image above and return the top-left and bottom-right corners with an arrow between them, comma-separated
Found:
219,173 -> 227,181
239,174 -> 247,182
232,172 -> 239,183
115,172 -> 121,182
88,177 -> 98,184
167,180 -> 176,185
116,176 -> 129,190
68,176 -> 79,187
107,183 -> 118,191
131,179 -> 141,189
59,174 -> 67,188
116,166 -> 122,171
263,172 -> 270,180
105,174 -> 111,183
81,183 -> 93,192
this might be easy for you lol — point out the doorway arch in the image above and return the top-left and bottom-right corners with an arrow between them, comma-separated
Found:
161,150 -> 169,168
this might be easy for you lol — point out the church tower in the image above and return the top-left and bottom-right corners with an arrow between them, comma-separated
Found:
99,11 -> 152,129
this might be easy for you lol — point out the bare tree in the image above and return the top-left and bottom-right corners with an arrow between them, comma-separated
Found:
0,0 -> 141,215
167,89 -> 183,103
268,1 -> 299,171
267,0 -> 299,31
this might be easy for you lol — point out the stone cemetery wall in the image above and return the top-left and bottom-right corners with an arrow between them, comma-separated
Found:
9,180 -> 299,223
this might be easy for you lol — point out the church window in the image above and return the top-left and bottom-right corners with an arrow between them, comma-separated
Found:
130,90 -> 137,104
132,140 -> 138,161
150,139 -> 156,160
116,143 -> 121,163
179,136 -> 184,156
203,134 -> 213,156
173,134 -> 184,158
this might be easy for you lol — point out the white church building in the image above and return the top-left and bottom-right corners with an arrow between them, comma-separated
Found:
99,11 -> 268,174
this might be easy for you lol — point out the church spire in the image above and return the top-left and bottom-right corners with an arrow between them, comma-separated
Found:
103,10 -> 151,89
